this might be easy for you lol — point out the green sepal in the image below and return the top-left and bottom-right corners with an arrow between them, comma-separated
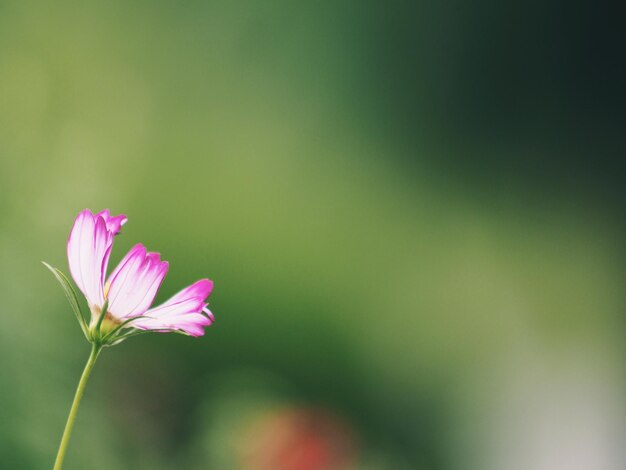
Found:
42,262 -> 89,339
106,326 -> 191,345
94,299 -> 109,338
101,315 -> 143,343
104,328 -> 152,346
172,329 -> 193,336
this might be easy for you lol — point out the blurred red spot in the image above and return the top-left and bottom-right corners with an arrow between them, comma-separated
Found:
239,407 -> 357,470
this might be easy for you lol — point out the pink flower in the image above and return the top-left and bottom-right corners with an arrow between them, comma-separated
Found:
67,209 -> 214,337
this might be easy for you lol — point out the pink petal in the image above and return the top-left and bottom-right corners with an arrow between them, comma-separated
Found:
105,244 -> 168,319
96,209 -> 127,235
67,209 -> 120,307
162,279 -> 213,306
203,306 -> 215,323
105,243 -> 145,291
133,279 -> 214,336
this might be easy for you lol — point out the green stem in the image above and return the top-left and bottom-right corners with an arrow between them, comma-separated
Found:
53,343 -> 102,470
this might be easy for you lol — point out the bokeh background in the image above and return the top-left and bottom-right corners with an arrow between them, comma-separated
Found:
0,1 -> 624,469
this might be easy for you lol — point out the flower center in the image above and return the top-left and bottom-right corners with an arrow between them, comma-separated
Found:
89,305 -> 121,336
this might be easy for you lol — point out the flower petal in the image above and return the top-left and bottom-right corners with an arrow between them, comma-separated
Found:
106,244 -> 169,319
96,209 -> 127,235
67,209 -> 121,307
133,279 -> 214,336
161,279 -> 213,306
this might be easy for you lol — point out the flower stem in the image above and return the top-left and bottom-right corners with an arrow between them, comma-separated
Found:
53,343 -> 102,470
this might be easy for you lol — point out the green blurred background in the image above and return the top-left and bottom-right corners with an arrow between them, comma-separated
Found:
1,1 -> 624,469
